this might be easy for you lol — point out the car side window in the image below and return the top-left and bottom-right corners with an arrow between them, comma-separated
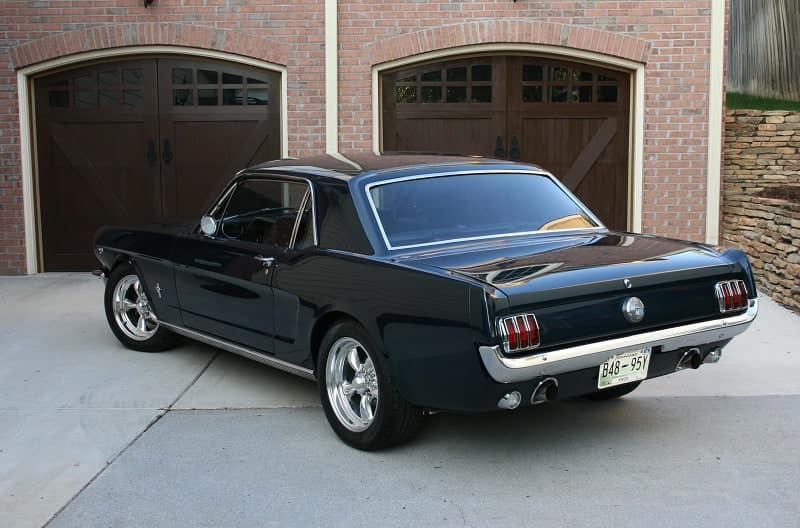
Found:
219,179 -> 309,248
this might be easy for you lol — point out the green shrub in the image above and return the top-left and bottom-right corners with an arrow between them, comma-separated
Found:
727,92 -> 800,111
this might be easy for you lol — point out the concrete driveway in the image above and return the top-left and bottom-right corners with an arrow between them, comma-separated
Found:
1,273 -> 799,527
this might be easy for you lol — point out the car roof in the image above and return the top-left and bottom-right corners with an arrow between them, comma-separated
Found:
244,153 -> 547,183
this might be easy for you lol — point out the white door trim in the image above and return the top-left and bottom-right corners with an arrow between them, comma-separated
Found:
705,0 -> 726,244
371,43 -> 646,232
325,0 -> 338,154
17,45 -> 288,274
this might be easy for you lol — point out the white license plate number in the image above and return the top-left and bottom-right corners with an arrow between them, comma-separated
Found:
597,348 -> 651,389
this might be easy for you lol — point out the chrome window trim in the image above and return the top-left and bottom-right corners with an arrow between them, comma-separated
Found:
288,187 -> 312,249
479,299 -> 758,383
363,169 -> 606,251
208,174 -> 319,248
210,184 -> 237,221
201,182 -> 238,238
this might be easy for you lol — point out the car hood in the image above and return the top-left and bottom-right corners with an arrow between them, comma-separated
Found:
401,231 -> 732,300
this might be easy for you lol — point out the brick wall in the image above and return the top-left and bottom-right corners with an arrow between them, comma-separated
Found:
339,0 -> 717,242
0,0 -> 325,274
0,1 -> 722,273
722,109 -> 800,311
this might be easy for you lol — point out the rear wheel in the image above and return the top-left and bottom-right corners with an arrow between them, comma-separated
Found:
584,381 -> 642,401
318,321 -> 422,450
104,264 -> 179,352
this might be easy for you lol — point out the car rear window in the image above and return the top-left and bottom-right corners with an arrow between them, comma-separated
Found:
368,172 -> 598,249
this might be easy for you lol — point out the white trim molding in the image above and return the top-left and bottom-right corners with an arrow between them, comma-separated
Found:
16,45 -> 288,274
17,69 -> 37,275
631,66 -> 646,233
705,0 -> 726,244
371,43 -> 646,232
324,0 -> 338,154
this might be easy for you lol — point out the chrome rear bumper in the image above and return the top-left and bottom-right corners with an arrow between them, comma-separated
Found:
479,299 -> 758,383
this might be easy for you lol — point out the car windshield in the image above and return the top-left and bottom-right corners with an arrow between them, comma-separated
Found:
368,172 -> 599,249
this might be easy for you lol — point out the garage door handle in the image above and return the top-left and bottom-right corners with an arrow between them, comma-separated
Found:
493,136 -> 505,158
162,140 -> 173,164
146,140 -> 158,165
510,136 -> 520,161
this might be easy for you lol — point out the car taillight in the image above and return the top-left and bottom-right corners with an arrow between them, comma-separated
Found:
715,280 -> 749,312
498,313 -> 540,354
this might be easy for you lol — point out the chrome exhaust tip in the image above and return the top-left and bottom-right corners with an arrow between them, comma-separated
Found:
531,377 -> 558,405
703,347 -> 723,364
676,348 -> 703,371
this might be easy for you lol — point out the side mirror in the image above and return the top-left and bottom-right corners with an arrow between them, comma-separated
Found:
200,215 -> 217,237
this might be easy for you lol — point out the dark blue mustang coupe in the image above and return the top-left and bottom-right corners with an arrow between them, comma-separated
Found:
95,154 -> 758,450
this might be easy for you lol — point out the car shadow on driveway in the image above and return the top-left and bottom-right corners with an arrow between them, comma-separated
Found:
416,396 -> 693,453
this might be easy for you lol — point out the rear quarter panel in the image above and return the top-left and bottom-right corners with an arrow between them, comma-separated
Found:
272,250 -> 499,410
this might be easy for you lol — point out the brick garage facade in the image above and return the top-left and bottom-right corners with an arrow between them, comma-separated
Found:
0,0 -> 326,274
0,1 -> 725,274
338,1 -> 724,241
722,109 -> 800,311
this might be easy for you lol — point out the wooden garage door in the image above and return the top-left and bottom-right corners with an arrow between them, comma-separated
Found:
34,57 -> 281,271
382,56 -> 630,230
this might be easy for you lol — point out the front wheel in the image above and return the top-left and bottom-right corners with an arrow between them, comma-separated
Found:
318,321 -> 422,450
104,264 -> 179,352
584,381 -> 642,401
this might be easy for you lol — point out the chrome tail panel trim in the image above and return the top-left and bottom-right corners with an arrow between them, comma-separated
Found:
160,321 -> 316,381
479,299 -> 758,383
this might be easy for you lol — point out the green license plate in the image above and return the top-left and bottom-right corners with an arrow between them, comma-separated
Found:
597,348 -> 651,389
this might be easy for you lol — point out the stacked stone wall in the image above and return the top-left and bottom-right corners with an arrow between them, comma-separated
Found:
723,109 -> 800,311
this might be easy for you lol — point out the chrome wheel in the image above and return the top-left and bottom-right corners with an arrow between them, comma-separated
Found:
325,337 -> 379,432
112,275 -> 158,341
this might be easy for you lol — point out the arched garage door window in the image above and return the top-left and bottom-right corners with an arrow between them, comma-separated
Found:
381,55 -> 630,230
35,57 -> 281,270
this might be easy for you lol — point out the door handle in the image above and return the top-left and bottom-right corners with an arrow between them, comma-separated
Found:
162,139 -> 173,164
253,255 -> 275,268
493,136 -> 505,158
510,136 -> 521,161
146,140 -> 157,165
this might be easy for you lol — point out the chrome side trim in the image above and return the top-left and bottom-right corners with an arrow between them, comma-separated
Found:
159,321 -> 316,381
479,299 -> 758,383
363,169 -> 605,251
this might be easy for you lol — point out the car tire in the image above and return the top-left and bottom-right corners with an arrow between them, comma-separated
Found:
318,321 -> 422,450
584,381 -> 642,401
104,264 -> 179,352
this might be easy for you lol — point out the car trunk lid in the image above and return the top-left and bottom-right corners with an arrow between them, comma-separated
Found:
402,231 -> 745,351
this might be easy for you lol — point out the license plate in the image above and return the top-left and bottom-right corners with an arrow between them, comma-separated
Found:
597,348 -> 651,389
